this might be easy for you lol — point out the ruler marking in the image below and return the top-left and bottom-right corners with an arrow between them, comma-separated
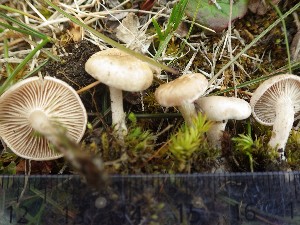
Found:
268,174 -> 271,199
44,182 -> 47,203
16,178 -> 19,203
2,173 -> 300,224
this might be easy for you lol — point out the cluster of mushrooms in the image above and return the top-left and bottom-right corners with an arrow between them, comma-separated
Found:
0,48 -> 299,163
155,73 -> 300,161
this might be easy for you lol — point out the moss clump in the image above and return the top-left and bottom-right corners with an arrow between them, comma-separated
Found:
168,113 -> 220,172
286,130 -> 300,170
226,123 -> 298,172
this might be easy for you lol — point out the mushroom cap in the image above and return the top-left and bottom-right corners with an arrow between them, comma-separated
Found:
155,73 -> 208,107
0,76 -> 87,160
85,48 -> 153,92
250,74 -> 300,126
196,96 -> 251,121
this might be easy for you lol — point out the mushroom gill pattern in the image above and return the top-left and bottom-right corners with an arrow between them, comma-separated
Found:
0,77 -> 87,160
253,78 -> 300,125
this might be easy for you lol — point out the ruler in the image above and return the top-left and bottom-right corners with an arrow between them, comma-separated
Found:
0,172 -> 300,225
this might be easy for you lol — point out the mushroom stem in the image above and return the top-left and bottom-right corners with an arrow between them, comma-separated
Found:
178,102 -> 197,126
28,110 -> 84,161
29,110 -> 55,135
28,110 -> 61,144
109,86 -> 128,137
206,120 -> 227,149
268,97 -> 294,160
28,110 -> 63,149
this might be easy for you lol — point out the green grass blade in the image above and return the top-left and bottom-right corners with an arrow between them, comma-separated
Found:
166,4 -> 179,34
211,75 -> 276,96
166,0 -> 188,34
22,59 -> 50,79
211,60 -> 300,96
208,1 -> 300,87
24,38 -> 60,62
173,0 -> 188,29
0,12 -> 48,39
135,113 -> 181,119
179,0 -> 201,54
0,4 -> 41,21
155,33 -> 173,58
0,38 -> 50,95
152,18 -> 165,41
272,3 -> 292,73
153,0 -> 189,58
43,0 -> 177,74
3,38 -> 12,78
0,21 -> 45,39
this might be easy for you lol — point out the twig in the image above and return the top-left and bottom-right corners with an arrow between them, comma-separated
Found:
77,80 -> 101,94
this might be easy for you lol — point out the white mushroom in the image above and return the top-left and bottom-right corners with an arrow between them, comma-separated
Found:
196,96 -> 251,149
155,73 -> 208,126
85,48 -> 153,138
250,74 -> 300,160
0,76 -> 87,160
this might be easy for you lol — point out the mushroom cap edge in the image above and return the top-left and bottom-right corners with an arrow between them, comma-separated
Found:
196,96 -> 251,121
155,73 -> 208,107
250,74 -> 300,126
85,48 -> 154,92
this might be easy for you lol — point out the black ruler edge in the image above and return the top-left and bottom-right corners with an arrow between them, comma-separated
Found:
1,172 -> 300,224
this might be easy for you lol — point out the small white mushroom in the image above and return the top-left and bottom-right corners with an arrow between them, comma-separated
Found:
0,76 -> 87,160
154,73 -> 208,126
196,96 -> 251,149
250,74 -> 300,160
85,48 -> 153,138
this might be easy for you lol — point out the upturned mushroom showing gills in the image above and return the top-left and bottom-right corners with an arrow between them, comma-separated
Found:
250,74 -> 300,160
196,96 -> 251,149
155,73 -> 208,126
85,48 -> 153,138
0,76 -> 87,161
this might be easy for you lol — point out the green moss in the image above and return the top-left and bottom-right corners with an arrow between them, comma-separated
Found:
286,130 -> 300,170
168,113 -> 219,172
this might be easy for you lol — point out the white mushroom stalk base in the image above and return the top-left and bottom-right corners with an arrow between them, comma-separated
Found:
109,86 -> 128,138
178,102 -> 197,126
28,110 -> 84,162
206,120 -> 227,149
268,97 -> 295,160
29,110 -> 59,143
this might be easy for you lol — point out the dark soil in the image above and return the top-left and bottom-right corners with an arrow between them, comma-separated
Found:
43,40 -> 107,114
